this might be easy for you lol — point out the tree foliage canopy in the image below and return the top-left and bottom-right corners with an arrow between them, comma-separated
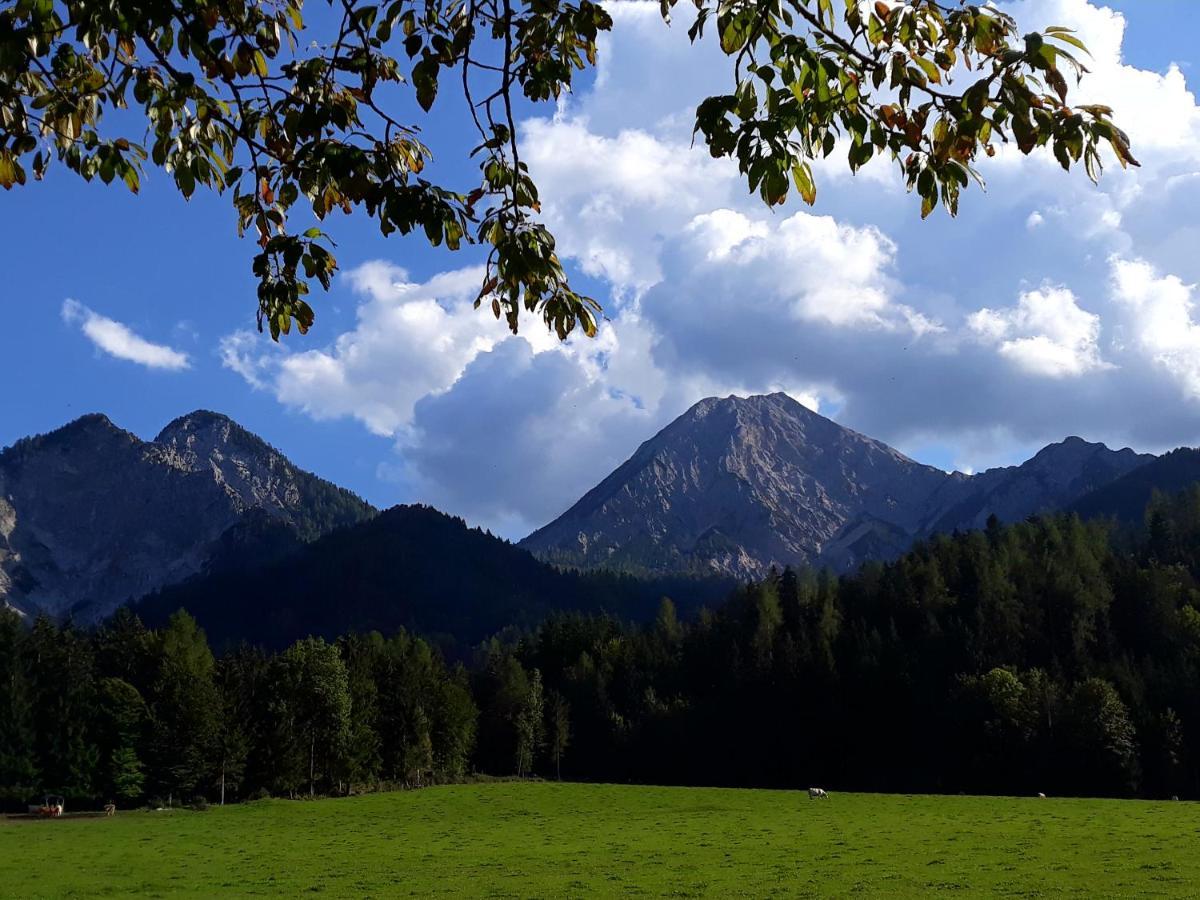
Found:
1,0 -> 1134,339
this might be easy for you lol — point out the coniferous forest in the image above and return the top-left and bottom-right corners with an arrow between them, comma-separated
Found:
5,489 -> 1200,809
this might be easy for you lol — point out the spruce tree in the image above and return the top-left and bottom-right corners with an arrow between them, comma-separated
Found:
149,612 -> 221,804
0,610 -> 38,803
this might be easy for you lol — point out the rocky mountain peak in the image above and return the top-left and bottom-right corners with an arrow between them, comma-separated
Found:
521,392 -> 951,579
687,391 -> 802,419
0,411 -> 374,621
17,412 -> 132,452
63,411 -> 120,432
522,393 -> 1157,580
1029,435 -> 1108,463
1027,435 -> 1145,469
152,409 -> 278,476
155,409 -> 236,442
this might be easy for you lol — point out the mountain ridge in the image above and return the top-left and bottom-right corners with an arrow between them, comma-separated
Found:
0,411 -> 375,621
521,393 -> 1154,578
1067,447 -> 1200,524
0,400 -> 1181,629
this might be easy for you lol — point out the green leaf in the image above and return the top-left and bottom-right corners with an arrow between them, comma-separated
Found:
1046,68 -> 1068,103
0,153 -> 20,189
176,165 -> 196,199
816,63 -> 831,103
1045,28 -> 1090,55
791,161 -> 816,205
413,57 -> 438,112
913,56 -> 941,85
719,11 -> 753,55
867,15 -> 884,45
848,140 -> 874,171
735,79 -> 757,119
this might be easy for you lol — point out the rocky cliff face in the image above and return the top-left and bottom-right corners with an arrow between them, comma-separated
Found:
521,393 -> 1153,579
0,412 -> 374,621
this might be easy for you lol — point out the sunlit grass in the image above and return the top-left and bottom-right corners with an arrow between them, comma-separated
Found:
3,782 -> 1196,897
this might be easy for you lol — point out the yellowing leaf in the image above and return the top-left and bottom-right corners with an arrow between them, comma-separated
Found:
791,161 -> 816,205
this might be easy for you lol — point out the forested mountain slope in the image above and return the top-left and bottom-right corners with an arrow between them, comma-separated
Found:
1069,448 -> 1200,524
135,504 -> 733,649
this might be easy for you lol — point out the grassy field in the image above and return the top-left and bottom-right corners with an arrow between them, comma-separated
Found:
2,783 -> 1197,897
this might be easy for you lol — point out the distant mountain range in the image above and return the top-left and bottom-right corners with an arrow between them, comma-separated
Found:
521,393 -> 1158,578
3,398 -> 1197,640
0,411 -> 374,621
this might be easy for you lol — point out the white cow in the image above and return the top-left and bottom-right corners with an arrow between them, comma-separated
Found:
808,787 -> 829,799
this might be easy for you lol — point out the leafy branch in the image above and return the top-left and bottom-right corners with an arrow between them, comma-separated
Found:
0,0 -> 1135,343
682,0 -> 1137,215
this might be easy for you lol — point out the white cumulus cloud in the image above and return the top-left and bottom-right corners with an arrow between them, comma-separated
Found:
968,286 -> 1111,378
62,299 -> 190,371
1110,256 -> 1200,398
677,209 -> 909,328
521,119 -> 735,294
221,262 -> 568,437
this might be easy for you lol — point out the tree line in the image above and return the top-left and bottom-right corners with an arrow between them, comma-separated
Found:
513,490 -> 1200,799
0,613 -> 481,808
5,488 -> 1200,806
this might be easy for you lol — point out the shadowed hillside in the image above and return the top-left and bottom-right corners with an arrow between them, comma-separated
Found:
135,504 -> 734,649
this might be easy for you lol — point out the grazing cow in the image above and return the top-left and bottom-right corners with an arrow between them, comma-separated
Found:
1037,793 -> 1046,798
808,787 -> 829,799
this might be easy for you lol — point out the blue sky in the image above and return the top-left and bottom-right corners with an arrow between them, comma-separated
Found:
4,0 -> 1200,538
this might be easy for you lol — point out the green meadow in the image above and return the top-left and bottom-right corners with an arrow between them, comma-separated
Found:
2,783 -> 1196,897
